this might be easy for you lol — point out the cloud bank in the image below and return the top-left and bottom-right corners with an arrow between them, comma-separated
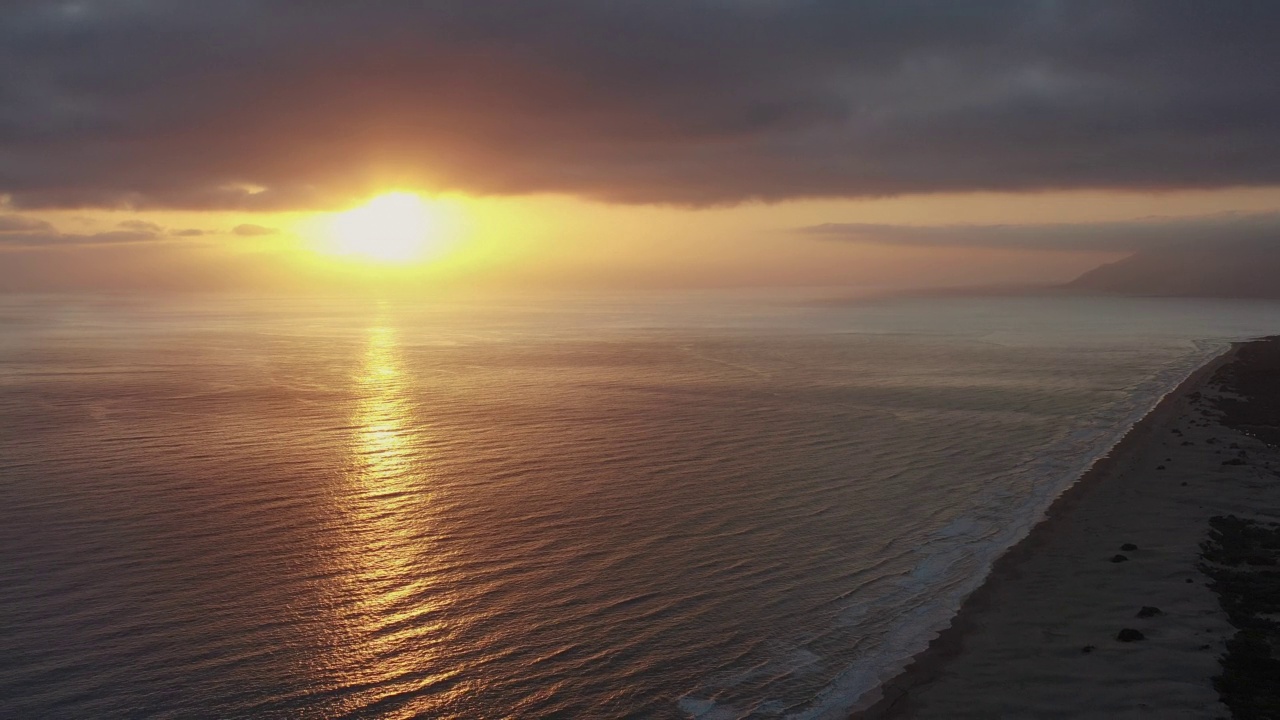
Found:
802,213 -> 1280,252
0,213 -> 203,248
231,224 -> 277,237
2,1 -> 1279,210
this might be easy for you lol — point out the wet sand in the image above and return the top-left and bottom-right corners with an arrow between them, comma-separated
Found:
856,337 -> 1280,719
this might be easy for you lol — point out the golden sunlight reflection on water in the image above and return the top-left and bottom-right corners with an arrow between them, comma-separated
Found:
321,318 -> 470,718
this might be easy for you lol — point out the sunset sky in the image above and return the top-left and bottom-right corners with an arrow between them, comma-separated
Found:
3,2 -> 1279,294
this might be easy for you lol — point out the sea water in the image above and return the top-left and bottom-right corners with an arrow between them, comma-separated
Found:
2,293 -> 1279,719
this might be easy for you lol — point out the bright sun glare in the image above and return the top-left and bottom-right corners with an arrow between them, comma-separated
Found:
326,192 -> 441,263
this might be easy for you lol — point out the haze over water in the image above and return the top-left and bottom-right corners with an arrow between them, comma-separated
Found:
3,293 -> 1280,719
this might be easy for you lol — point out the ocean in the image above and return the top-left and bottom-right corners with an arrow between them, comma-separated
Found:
3,293 -> 1279,719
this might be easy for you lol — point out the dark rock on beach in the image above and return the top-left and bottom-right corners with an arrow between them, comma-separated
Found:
1198,339 -> 1280,720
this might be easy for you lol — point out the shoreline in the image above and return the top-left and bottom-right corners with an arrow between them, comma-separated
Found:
854,338 -> 1278,718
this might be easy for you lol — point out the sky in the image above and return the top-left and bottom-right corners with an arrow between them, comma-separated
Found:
2,1 -> 1279,294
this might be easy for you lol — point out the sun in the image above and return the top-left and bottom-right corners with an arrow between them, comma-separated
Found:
325,192 -> 442,263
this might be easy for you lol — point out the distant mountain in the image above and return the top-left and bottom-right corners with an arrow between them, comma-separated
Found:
1065,243 -> 1280,299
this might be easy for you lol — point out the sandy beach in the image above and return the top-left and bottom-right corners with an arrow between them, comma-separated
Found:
857,337 -> 1280,719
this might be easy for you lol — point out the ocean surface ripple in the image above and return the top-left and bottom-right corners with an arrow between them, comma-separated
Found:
3,294 -> 1280,719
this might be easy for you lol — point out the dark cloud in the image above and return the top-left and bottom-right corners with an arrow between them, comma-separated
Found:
232,223 -> 276,236
2,2 -> 1279,209
172,228 -> 205,237
0,214 -> 55,233
0,227 -> 163,249
118,219 -> 164,233
802,212 -> 1280,252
